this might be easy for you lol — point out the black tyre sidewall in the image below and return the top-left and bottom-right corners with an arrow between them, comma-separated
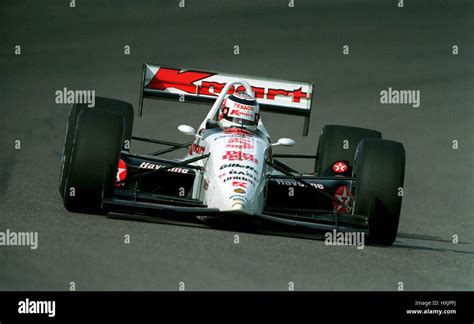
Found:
59,97 -> 134,197
353,139 -> 406,245
59,104 -> 81,197
63,109 -> 124,213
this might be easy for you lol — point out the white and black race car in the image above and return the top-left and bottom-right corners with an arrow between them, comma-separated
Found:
59,64 -> 405,245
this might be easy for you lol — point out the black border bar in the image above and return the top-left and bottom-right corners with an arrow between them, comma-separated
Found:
0,291 -> 472,321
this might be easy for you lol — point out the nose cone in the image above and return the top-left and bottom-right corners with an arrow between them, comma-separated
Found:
207,130 -> 267,214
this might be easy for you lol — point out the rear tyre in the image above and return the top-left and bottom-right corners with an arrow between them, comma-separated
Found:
352,139 -> 405,245
59,97 -> 134,197
62,109 -> 125,213
314,125 -> 381,174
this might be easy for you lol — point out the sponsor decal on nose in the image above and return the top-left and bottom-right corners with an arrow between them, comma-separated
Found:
232,201 -> 245,210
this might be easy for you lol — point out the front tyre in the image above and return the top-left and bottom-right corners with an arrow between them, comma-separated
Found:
62,108 -> 125,213
352,139 -> 405,245
59,97 -> 134,197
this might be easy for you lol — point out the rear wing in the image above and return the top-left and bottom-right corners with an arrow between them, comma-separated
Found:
139,64 -> 314,136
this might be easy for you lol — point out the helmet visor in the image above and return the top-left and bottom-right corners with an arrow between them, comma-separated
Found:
223,115 -> 256,127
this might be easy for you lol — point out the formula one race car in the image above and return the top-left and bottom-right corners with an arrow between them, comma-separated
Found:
59,64 -> 405,245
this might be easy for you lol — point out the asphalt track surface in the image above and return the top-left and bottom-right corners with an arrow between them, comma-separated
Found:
0,0 -> 473,291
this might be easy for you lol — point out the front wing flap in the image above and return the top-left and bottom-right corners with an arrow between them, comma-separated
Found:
104,187 -> 368,233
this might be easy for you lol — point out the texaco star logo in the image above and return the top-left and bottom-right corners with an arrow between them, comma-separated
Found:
115,159 -> 127,186
332,161 -> 348,173
333,186 -> 351,213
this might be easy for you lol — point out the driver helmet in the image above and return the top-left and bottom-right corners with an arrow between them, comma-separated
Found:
218,92 -> 260,131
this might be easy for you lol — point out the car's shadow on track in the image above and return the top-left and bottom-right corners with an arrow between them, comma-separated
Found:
107,213 -> 473,254
391,243 -> 474,255
398,232 -> 471,245
393,232 -> 474,255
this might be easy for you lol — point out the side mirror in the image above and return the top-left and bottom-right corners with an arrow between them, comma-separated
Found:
272,138 -> 296,147
178,125 -> 196,136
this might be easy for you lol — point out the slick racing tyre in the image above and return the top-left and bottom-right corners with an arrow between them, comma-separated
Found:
59,97 -> 134,197
314,125 -> 381,175
352,139 -> 405,245
62,108 -> 125,213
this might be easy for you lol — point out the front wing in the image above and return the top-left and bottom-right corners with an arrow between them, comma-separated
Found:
103,189 -> 368,233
